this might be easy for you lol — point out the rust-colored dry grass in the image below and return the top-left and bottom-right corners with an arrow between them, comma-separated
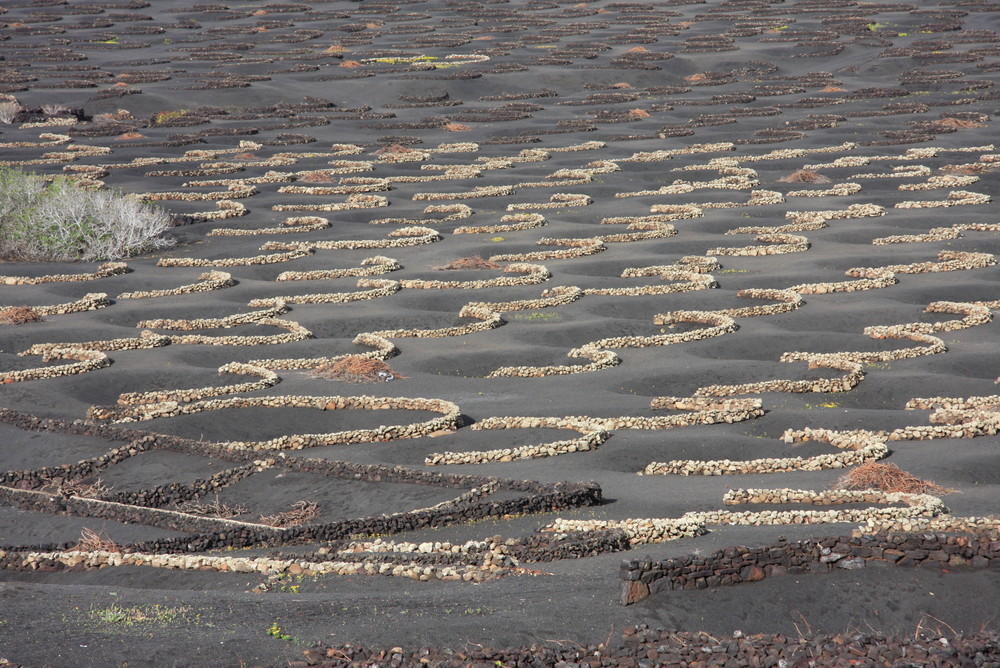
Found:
629,109 -> 652,118
115,131 -> 144,141
94,109 -> 133,123
820,85 -> 846,93
611,82 -> 633,89
834,462 -> 955,495
310,356 -> 404,383
73,527 -> 122,553
298,170 -> 335,183
0,306 -> 42,325
374,143 -> 417,156
340,60 -> 362,69
444,122 -> 472,132
685,73 -> 709,83
778,169 -> 832,184
940,163 -> 995,175
434,255 -> 501,271
932,118 -> 983,130
260,500 -> 321,528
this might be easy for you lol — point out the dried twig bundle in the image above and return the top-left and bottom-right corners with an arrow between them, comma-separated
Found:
310,355 -> 404,383
434,255 -> 501,271
0,306 -> 42,325
834,462 -> 954,495
779,170 -> 832,184
259,500 -> 321,528
74,527 -> 122,553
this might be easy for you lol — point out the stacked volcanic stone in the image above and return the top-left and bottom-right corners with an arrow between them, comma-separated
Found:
620,531 -> 1000,604
306,628 -> 1000,667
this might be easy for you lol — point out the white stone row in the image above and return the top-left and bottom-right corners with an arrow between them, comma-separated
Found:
262,226 -> 440,251
157,247 -> 309,267
12,549 -> 494,582
694,356 -> 865,397
709,233 -> 809,256
366,304 -> 503,339
400,263 -> 550,290
785,183 -> 862,197
136,303 -> 289,330
898,175 -> 979,190
275,256 -> 400,282
99,394 -> 462,451
165,318 -> 312,347
207,216 -> 331,237
111,363 -> 280,407
425,417 -> 610,465
895,190 -> 991,208
1,262 -> 127,286
247,333 -> 398,371
118,271 -> 235,299
271,193 -> 389,211
412,185 -> 514,200
6,292 -> 112,317
454,212 -> 546,234
22,330 -> 170,356
138,184 -> 257,201
847,250 -> 996,277
248,279 -> 401,308
490,238 -> 605,262
468,285 -> 584,313
1,348 -> 111,383
506,193 -> 592,210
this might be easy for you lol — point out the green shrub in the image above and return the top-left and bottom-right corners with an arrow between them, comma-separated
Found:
0,167 -> 175,261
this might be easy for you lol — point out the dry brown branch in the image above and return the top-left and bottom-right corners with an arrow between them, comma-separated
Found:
434,255 -> 501,271
309,355 -> 405,383
833,462 -> 955,494
0,306 -> 42,325
73,527 -> 122,553
40,476 -> 112,499
174,495 -> 248,519
259,500 -> 321,528
779,170 -> 832,184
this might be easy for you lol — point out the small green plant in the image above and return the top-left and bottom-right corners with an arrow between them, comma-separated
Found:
88,603 -> 194,628
463,607 -> 490,615
266,622 -> 293,641
153,109 -> 190,124
0,167 -> 174,261
490,236 -> 506,242
372,55 -> 437,64
98,36 -> 119,44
